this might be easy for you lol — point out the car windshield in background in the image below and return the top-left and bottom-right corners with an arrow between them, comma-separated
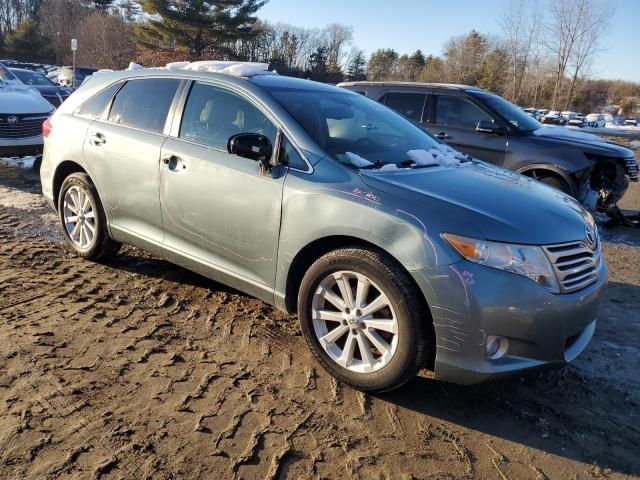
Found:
475,92 -> 541,132
0,64 -> 17,82
10,69 -> 55,86
266,88 -> 442,168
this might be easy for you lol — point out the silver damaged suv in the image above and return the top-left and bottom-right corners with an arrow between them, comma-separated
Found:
40,63 -> 607,392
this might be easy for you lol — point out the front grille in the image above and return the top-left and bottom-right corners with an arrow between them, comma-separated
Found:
625,157 -> 639,182
543,240 -> 602,293
0,114 -> 49,139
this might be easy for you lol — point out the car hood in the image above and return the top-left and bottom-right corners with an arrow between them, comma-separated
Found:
31,85 -> 68,95
359,161 -> 591,245
531,125 -> 633,157
0,81 -> 54,114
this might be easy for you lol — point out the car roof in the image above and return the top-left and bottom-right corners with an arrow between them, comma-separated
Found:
8,67 -> 40,75
338,80 -> 483,92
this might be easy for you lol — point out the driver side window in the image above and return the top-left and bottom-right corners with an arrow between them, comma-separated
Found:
434,95 -> 494,130
179,82 -> 277,151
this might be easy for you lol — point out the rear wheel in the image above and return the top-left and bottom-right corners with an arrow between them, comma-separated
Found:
297,248 -> 428,392
57,173 -> 120,260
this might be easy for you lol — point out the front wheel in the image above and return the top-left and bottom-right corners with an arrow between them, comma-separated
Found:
58,172 -> 120,260
297,248 -> 428,392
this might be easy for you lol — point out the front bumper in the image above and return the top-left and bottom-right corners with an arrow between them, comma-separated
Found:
0,135 -> 44,156
412,259 -> 608,385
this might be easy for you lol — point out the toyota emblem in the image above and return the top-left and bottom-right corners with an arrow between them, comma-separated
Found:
585,223 -> 597,250
7,115 -> 18,125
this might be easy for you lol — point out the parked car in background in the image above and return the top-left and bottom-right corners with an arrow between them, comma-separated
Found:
523,107 -> 542,121
567,114 -> 586,127
338,81 -> 638,214
56,66 -> 98,88
40,63 -> 611,391
9,68 -> 71,107
624,118 -> 638,126
561,111 -> 577,123
586,113 -> 606,128
541,110 -> 566,125
0,62 -> 54,159
0,59 -> 49,77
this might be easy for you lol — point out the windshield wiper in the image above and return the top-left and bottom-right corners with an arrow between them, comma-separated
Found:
358,160 -> 389,170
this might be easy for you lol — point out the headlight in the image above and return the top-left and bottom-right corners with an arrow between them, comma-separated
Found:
442,233 -> 560,293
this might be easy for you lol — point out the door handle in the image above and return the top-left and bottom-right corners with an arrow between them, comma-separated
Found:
436,132 -> 452,140
89,132 -> 106,146
162,155 -> 185,170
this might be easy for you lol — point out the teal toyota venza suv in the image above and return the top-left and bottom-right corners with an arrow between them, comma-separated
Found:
40,62 -> 607,392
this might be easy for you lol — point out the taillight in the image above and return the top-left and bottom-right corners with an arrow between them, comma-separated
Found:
43,118 -> 52,138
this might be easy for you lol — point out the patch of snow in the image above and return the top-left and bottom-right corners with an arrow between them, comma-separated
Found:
344,152 -> 373,167
630,140 -> 640,149
378,163 -> 402,172
0,156 -> 38,170
166,61 -> 191,70
178,61 -> 276,77
126,62 -> 144,71
407,149 -> 437,166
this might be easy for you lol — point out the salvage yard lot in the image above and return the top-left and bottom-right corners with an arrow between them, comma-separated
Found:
0,159 -> 639,479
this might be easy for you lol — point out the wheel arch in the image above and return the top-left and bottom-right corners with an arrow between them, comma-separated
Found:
284,234 -> 436,368
516,164 -> 577,196
52,160 -> 88,211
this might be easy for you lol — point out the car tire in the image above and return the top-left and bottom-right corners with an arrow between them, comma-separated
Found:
297,247 -> 428,392
538,174 -> 573,195
57,172 -> 120,260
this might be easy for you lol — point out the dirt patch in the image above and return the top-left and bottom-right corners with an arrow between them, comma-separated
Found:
1,163 -> 639,479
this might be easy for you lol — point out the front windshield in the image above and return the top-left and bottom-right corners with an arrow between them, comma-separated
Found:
267,88 -> 446,168
11,69 -> 54,86
474,92 -> 541,132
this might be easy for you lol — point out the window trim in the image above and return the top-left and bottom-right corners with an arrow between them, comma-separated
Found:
170,79 -> 314,175
74,80 -> 125,120
432,93 -> 503,131
98,77 -> 184,135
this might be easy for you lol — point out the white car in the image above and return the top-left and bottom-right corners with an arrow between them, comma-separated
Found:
0,62 -> 54,159
586,114 -> 606,128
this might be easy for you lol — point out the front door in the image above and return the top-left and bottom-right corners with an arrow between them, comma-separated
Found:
159,81 -> 285,300
84,77 -> 182,253
425,94 -> 508,166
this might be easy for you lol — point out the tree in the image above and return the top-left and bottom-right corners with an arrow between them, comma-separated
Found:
346,48 -> 366,81
476,48 -> 508,94
443,30 -> 488,84
92,0 -> 115,11
76,10 -> 136,69
3,18 -> 54,63
136,0 -> 265,58
367,49 -> 398,81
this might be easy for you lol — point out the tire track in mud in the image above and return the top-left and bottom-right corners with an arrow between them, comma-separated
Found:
2,172 -> 640,478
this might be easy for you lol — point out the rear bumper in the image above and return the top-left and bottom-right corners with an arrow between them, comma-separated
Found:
412,259 -> 608,385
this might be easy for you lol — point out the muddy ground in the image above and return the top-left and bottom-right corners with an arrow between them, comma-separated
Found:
0,154 -> 639,479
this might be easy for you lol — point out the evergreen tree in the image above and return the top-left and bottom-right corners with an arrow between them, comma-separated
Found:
476,48 -> 508,94
346,49 -> 366,81
136,0 -> 265,57
3,19 -> 54,63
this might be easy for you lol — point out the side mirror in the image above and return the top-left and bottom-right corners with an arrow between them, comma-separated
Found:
476,120 -> 503,135
227,133 -> 273,173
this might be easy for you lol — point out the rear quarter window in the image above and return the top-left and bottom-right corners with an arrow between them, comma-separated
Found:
76,81 -> 123,119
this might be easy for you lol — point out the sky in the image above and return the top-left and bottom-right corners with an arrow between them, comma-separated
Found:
258,0 -> 640,83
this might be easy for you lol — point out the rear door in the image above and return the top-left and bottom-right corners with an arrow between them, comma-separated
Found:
426,93 -> 508,166
159,81 -> 286,300
84,77 -> 182,253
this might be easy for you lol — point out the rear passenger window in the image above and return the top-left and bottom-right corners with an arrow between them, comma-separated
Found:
383,92 -> 426,122
107,78 -> 180,133
76,81 -> 123,118
179,82 -> 277,150
278,136 -> 307,170
434,95 -> 493,129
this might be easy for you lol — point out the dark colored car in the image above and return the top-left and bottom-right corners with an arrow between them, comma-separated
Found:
0,59 -> 49,76
10,68 -> 71,107
338,82 -> 639,214
540,110 -> 566,125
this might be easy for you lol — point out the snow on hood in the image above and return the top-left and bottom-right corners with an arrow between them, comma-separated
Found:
0,80 -> 54,114
342,143 -> 464,170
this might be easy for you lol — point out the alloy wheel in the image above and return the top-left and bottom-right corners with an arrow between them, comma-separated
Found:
63,185 -> 96,249
311,270 -> 399,373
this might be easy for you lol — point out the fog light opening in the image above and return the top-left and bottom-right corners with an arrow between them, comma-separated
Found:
486,336 -> 509,359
